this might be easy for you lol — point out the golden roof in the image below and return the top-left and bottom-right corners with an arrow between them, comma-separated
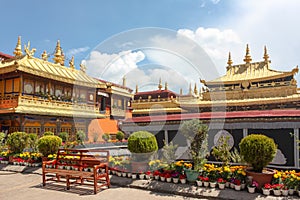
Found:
205,61 -> 298,85
0,55 -> 104,88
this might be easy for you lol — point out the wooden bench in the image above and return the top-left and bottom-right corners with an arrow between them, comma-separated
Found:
42,148 -> 110,194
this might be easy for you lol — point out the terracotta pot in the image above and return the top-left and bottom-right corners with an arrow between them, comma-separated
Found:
246,168 -> 275,189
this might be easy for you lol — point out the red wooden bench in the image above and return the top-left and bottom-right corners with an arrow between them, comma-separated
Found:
42,148 -> 110,194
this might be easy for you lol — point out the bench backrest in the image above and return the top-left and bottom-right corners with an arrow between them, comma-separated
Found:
54,148 -> 109,169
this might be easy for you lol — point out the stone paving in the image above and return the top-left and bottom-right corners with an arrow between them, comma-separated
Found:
0,164 -> 297,200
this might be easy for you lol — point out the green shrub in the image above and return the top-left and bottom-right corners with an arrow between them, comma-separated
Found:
92,132 -> 99,142
27,133 -> 38,151
116,131 -> 125,142
76,130 -> 86,144
58,132 -> 69,143
37,135 -> 62,157
6,132 -> 28,154
102,133 -> 110,142
0,132 -> 5,144
239,134 -> 277,173
43,131 -> 54,136
128,131 -> 158,154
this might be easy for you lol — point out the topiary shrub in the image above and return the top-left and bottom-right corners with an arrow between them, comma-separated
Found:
116,131 -> 125,142
58,132 -> 69,143
239,134 -> 277,173
128,131 -> 158,156
102,133 -> 110,142
76,130 -> 86,144
6,132 -> 28,154
37,135 -> 62,157
43,131 -> 54,136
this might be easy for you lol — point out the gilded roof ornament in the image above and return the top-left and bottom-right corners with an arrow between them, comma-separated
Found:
158,78 -> 162,90
180,88 -> 183,95
80,63 -> 86,73
135,84 -> 138,93
243,44 -> 252,64
189,83 -> 192,94
165,82 -> 168,90
53,40 -> 64,65
69,56 -> 75,69
194,83 -> 198,95
263,46 -> 269,62
41,50 -> 48,61
13,36 -> 23,57
227,52 -> 233,66
24,41 -> 36,58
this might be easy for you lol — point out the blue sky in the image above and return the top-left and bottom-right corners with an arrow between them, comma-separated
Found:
1,0 -> 300,92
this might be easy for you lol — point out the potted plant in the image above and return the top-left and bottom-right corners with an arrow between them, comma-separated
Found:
171,172 -> 180,183
128,131 -> 158,173
179,119 -> 208,182
247,180 -> 258,193
179,174 -> 186,184
272,183 -> 284,196
262,183 -> 272,195
217,178 -> 226,190
239,134 -> 277,189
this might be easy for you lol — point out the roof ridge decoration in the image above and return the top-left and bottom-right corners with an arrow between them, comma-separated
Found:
41,50 -> 48,61
243,44 -> 252,64
53,40 -> 65,65
13,36 -> 23,57
24,41 -> 36,58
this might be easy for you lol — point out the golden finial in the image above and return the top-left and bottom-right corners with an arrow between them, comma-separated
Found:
189,83 -> 192,94
263,45 -> 269,62
243,44 -> 252,64
180,88 -> 183,95
53,40 -> 63,64
24,41 -> 36,58
13,36 -> 23,57
158,78 -> 162,90
69,56 -> 75,69
135,84 -> 138,93
227,52 -> 233,66
194,83 -> 198,95
122,76 -> 126,87
165,82 -> 168,90
80,63 -> 86,73
41,50 -> 48,61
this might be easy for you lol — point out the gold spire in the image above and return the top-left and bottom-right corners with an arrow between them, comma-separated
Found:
194,83 -> 198,95
53,40 -> 65,65
227,52 -> 233,66
263,45 -> 269,62
243,44 -> 252,64
189,83 -> 192,94
122,76 -> 126,87
180,88 -> 183,95
158,78 -> 162,90
69,56 -> 75,69
164,82 -> 168,90
135,84 -> 138,93
13,36 -> 23,57
41,50 -> 48,61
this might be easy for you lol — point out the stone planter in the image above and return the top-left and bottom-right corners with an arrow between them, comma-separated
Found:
245,168 -> 275,189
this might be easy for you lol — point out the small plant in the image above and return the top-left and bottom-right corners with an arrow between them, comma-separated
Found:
43,131 -> 54,136
76,130 -> 86,144
102,133 -> 110,142
6,132 -> 28,154
161,140 -> 178,164
212,135 -> 231,168
37,135 -> 62,157
116,131 -> 125,142
58,132 -> 69,143
239,134 -> 277,173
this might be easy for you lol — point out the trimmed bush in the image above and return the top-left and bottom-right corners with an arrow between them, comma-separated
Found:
6,132 -> 28,154
76,130 -> 86,144
43,131 -> 54,136
239,134 -> 277,173
59,132 -> 69,143
128,131 -> 158,154
37,135 -> 62,157
116,131 -> 125,142
102,133 -> 110,142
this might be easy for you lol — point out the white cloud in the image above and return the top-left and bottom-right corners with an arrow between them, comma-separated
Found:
66,46 -> 90,57
210,0 -> 220,4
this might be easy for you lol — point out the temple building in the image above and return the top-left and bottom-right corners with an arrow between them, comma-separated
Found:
0,37 -> 132,141
121,45 -> 300,169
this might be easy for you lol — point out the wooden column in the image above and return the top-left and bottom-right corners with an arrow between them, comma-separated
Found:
294,128 -> 299,168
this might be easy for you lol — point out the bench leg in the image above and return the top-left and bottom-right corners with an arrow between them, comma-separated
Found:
66,175 -> 70,190
42,173 -> 46,186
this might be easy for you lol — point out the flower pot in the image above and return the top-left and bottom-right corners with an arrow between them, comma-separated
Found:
245,168 -> 275,189
204,181 -> 209,187
160,177 -> 166,182
210,182 -> 217,188
298,190 -> 300,197
180,178 -> 186,184
173,178 -> 179,184
184,169 -> 199,183
145,175 -> 151,180
234,185 -> 241,191
131,174 -> 137,179
225,182 -> 230,188
127,173 -> 132,178
218,183 -> 225,190
196,180 -> 203,187
281,189 -> 288,196
262,189 -> 270,195
273,189 -> 281,196
139,174 -> 145,179
154,175 -> 159,180
241,183 -> 246,190
288,189 -> 294,195
166,177 -> 172,183
122,172 -> 127,177
230,183 -> 235,189
117,172 -> 122,177
247,187 -> 255,193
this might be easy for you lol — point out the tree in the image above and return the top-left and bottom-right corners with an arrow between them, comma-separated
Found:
116,131 -> 125,142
